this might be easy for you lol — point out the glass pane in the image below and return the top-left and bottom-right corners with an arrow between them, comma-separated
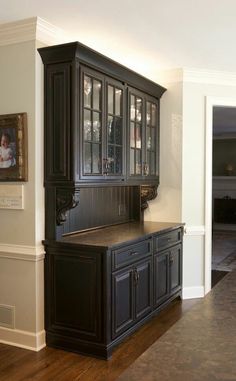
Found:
146,126 -> 151,150
151,128 -> 155,150
108,145 -> 115,174
147,151 -> 151,174
84,76 -> 92,108
136,125 -> 141,149
136,150 -> 142,174
108,85 -> 113,114
146,102 -> 151,125
130,148 -> 135,175
151,103 -> 156,126
92,112 -> 101,142
115,88 -> 122,116
93,80 -> 101,110
108,116 -> 114,144
136,98 -> 142,122
151,152 -> 156,174
130,122 -> 135,148
115,147 -> 122,174
115,117 -> 122,145
130,95 -> 135,121
92,144 -> 101,173
84,109 -> 91,141
84,143 -> 91,173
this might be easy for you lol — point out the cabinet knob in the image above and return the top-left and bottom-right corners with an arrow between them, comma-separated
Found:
143,162 -> 149,176
130,250 -> 138,256
133,269 -> 140,284
170,255 -> 174,264
103,158 -> 109,175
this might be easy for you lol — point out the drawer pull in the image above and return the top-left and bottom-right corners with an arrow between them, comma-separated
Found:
130,251 -> 138,256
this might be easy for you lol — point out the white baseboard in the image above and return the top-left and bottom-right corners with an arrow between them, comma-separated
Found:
182,286 -> 205,299
0,326 -> 45,351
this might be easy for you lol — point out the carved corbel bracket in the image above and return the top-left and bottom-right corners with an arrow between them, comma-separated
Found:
141,185 -> 158,211
56,188 -> 80,226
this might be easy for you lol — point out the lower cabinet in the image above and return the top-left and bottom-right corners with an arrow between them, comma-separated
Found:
44,226 -> 183,359
154,244 -> 182,308
112,258 -> 152,338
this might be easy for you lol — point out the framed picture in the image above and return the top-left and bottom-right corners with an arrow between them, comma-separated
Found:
0,113 -> 28,181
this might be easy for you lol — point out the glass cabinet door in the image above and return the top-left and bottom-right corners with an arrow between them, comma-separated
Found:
83,72 -> 102,176
145,100 -> 158,177
128,88 -> 159,180
107,82 -> 124,176
81,67 -> 125,180
129,92 -> 144,177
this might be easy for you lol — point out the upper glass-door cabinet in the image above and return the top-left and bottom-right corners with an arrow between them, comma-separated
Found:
128,88 -> 159,182
80,66 -> 125,181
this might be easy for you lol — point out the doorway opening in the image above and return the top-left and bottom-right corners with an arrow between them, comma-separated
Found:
205,97 -> 236,295
211,106 -> 236,287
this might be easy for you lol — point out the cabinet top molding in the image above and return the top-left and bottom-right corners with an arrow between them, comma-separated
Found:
38,41 -> 166,98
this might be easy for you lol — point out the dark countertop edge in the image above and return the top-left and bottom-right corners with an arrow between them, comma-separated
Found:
43,222 -> 184,251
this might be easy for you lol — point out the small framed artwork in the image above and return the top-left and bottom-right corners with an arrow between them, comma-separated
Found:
0,113 -> 28,181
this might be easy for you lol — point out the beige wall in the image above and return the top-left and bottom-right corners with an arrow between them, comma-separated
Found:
147,72 -> 236,298
0,40 -> 45,350
145,80 -> 183,222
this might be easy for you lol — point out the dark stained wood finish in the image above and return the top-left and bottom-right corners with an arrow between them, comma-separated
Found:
37,41 -> 183,361
0,298 -> 198,381
59,221 -> 183,248
59,186 -> 141,236
38,42 -> 166,99
44,222 -> 183,359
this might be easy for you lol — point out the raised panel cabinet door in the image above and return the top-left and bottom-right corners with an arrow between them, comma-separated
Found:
170,244 -> 182,295
45,63 -> 72,182
135,259 -> 152,320
154,251 -> 169,307
112,267 -> 135,338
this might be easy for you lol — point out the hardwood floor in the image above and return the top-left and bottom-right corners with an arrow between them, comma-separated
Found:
211,269 -> 229,288
0,298 -> 198,381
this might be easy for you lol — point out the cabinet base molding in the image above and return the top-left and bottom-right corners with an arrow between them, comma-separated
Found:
46,290 -> 182,359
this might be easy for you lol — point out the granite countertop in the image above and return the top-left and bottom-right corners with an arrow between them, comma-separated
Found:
59,221 -> 183,249
118,270 -> 236,381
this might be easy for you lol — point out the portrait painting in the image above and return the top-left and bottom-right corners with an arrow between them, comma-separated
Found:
0,113 -> 28,181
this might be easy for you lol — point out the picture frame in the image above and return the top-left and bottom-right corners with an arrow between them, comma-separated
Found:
0,113 -> 28,181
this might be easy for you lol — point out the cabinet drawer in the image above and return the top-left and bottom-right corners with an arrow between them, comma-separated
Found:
112,240 -> 151,271
155,229 -> 182,251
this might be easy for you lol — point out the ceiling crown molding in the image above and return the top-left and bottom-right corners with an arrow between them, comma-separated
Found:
0,17 -> 68,47
183,67 -> 236,86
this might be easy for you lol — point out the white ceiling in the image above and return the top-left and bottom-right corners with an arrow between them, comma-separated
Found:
1,0 -> 236,81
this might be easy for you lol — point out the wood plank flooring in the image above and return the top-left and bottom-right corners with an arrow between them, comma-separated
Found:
0,298 -> 198,381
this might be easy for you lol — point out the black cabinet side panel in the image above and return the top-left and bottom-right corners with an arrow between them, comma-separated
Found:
45,63 -> 72,182
48,251 -> 102,342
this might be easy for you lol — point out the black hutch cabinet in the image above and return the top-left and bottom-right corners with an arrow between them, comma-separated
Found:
38,41 -> 183,359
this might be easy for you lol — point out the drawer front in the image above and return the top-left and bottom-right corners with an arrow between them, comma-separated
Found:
112,240 -> 152,271
155,228 -> 182,252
